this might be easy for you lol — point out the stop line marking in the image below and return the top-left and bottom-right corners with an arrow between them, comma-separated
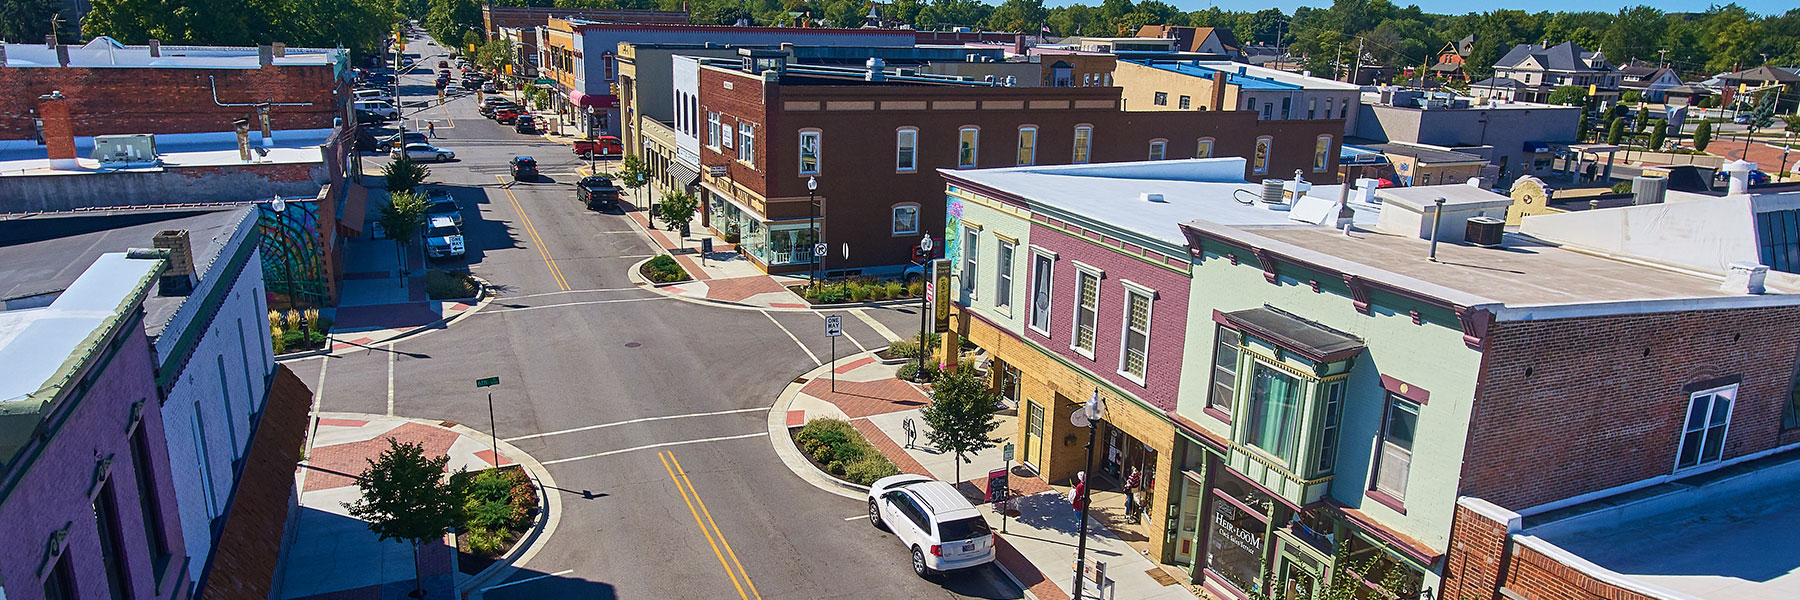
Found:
504,407 -> 765,442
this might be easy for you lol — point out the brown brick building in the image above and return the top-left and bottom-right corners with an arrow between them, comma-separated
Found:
684,52 -> 1343,275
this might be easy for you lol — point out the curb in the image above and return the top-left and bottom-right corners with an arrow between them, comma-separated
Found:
443,422 -> 564,600
626,257 -> 917,314
282,276 -> 495,361
766,359 -> 871,501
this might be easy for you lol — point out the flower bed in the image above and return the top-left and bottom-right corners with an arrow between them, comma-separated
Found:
640,255 -> 691,283
453,465 -> 539,576
790,278 -> 922,305
789,418 -> 900,485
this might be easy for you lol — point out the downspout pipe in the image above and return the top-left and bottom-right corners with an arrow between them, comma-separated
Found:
209,75 -> 313,107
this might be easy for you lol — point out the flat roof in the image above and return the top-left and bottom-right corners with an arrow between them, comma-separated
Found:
0,128 -> 330,176
1,38 -> 340,69
1360,143 -> 1489,166
1131,59 -> 1299,91
942,159 -> 1349,248
0,205 -> 252,339
0,253 -> 159,404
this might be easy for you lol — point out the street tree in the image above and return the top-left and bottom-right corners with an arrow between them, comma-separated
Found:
1694,121 -> 1714,152
343,438 -> 461,599
1745,92 -> 1779,152
1606,117 -> 1626,145
380,190 -> 428,244
657,190 -> 699,235
920,369 -> 1002,484
1547,86 -> 1588,107
615,154 -> 652,205
383,156 -> 430,193
1649,119 -> 1668,150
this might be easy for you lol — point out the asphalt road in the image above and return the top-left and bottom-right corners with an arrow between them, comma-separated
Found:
288,36 -> 1021,600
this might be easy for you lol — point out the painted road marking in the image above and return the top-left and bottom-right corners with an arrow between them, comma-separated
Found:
386,343 -> 396,416
851,308 -> 903,343
843,515 -> 865,521
478,296 -> 664,315
762,310 -> 821,366
668,452 -> 763,600
539,432 -> 763,466
660,451 -> 750,600
504,407 -> 765,443
496,174 -> 570,291
501,287 -> 641,301
480,569 -> 574,593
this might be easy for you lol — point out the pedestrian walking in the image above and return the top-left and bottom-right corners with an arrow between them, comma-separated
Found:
1123,467 -> 1142,524
1069,471 -> 1087,517
427,122 -> 436,138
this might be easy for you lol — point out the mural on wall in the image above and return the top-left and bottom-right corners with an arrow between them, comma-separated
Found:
258,199 -> 328,308
945,194 -> 965,268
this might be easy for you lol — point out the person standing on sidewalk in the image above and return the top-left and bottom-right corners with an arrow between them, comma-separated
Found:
1070,471 -> 1087,518
1123,467 -> 1142,524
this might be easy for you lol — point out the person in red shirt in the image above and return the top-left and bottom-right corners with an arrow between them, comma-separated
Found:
1070,471 -> 1088,517
1124,467 -> 1142,523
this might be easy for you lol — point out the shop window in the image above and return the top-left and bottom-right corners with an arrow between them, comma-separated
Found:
798,130 -> 821,175
1029,252 -> 1054,334
1196,138 -> 1214,158
958,127 -> 979,168
1207,326 -> 1238,419
1338,532 -> 1428,599
996,240 -> 1015,311
1677,384 -> 1736,470
896,127 -> 918,172
1254,137 -> 1272,174
1373,393 -> 1420,502
1148,139 -> 1166,160
1072,125 -> 1092,163
891,204 -> 919,235
1016,126 -> 1037,166
1206,476 -> 1271,595
1070,266 -> 1100,358
1246,363 -> 1302,460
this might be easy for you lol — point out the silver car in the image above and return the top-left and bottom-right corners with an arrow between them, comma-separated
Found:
394,143 -> 454,162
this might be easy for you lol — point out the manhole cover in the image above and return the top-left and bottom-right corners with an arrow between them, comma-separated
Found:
624,342 -> 642,348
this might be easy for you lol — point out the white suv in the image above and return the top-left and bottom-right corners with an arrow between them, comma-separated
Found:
867,474 -> 996,577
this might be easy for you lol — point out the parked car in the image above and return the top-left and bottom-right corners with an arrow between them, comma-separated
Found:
354,88 -> 394,103
514,114 -> 538,134
866,474 -> 995,577
481,82 -> 498,93
394,143 -> 455,162
574,136 -> 623,159
479,97 -> 516,117
422,216 -> 465,259
425,189 -> 462,226
510,156 -> 538,181
577,175 -> 621,210
495,107 -> 521,124
355,109 -> 391,124
379,131 -> 428,150
355,100 -> 399,119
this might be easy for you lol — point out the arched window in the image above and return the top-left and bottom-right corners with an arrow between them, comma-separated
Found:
1148,139 -> 1167,160
1196,137 -> 1215,158
892,203 -> 920,235
1017,126 -> 1038,166
1253,136 -> 1272,174
798,129 -> 821,175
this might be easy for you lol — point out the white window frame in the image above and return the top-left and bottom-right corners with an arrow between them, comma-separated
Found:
738,122 -> 755,163
1253,137 -> 1272,174
1373,393 -> 1420,501
958,126 -> 980,168
1028,249 -> 1055,335
1116,281 -> 1155,385
1675,384 -> 1738,471
1072,125 -> 1092,164
1196,138 -> 1214,158
961,226 -> 981,296
1069,262 -> 1102,359
1314,135 -> 1332,172
707,112 -> 721,148
996,240 -> 1016,313
798,130 -> 821,175
1016,126 -> 1037,166
1148,139 -> 1166,160
891,204 -> 920,235
896,127 -> 918,172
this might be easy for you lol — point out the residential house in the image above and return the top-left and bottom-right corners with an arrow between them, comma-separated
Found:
1619,62 -> 1681,102
1136,25 -> 1244,60
1112,59 -> 1361,135
1470,41 -> 1620,104
1428,35 -> 1476,82
1718,65 -> 1800,111
682,52 -> 1344,275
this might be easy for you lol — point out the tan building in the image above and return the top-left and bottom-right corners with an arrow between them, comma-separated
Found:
1114,59 -> 1361,136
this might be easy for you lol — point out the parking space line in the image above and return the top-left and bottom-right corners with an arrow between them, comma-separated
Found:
539,432 -> 763,466
851,308 -> 903,343
504,407 -> 764,442
762,310 -> 821,366
385,344 -> 396,416
659,451 -> 749,600
668,452 -> 763,600
495,174 -> 570,290
480,569 -> 574,593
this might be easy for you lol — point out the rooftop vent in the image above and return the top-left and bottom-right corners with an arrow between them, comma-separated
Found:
1141,193 -> 1166,203
1632,175 -> 1667,205
1722,262 -> 1768,295
1259,179 -> 1287,209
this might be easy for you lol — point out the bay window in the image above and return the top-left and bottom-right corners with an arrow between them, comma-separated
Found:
1245,363 -> 1301,460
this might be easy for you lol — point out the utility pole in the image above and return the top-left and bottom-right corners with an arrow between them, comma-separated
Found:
1333,43 -> 1344,81
1658,48 -> 1669,68
1350,36 -> 1365,86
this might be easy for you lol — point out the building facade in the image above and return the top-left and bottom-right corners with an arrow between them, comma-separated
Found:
1354,97 -> 1580,185
1113,60 -> 1361,136
1471,41 -> 1620,104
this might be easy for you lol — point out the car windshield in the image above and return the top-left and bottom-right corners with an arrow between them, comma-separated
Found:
426,225 -> 459,238
427,200 -> 456,213
936,517 -> 991,542
516,158 -> 535,165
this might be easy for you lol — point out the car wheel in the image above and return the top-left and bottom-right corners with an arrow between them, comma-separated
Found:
911,546 -> 930,578
868,500 -> 886,530
437,154 -> 449,161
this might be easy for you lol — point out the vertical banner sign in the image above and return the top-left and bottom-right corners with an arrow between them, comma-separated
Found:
933,258 -> 951,332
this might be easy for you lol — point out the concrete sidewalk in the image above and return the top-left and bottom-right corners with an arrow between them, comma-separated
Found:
597,175 -> 815,309
318,192 -> 483,355
785,358 -> 1200,600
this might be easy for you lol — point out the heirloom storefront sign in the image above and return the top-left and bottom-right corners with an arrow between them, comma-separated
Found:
1208,501 -> 1266,595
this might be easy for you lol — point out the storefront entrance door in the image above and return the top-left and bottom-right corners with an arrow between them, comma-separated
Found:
1024,400 -> 1044,471
1174,472 -> 1203,567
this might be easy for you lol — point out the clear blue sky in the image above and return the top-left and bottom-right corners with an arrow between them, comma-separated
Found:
1141,1 -> 1792,17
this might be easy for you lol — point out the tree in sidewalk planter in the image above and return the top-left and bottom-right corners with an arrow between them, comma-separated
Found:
384,156 -> 430,194
1649,119 -> 1668,151
1606,116 -> 1626,145
920,369 -> 1002,486
1634,105 -> 1650,134
343,439 -> 462,599
381,190 -> 429,242
657,190 -> 699,235
1694,121 -> 1714,152
615,154 -> 652,212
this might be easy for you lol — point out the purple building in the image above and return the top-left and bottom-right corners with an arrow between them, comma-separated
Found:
0,253 -> 188,600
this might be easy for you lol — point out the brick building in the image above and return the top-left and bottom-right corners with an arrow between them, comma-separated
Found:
481,4 -> 688,37
1112,59 -> 1362,136
685,52 -> 1343,275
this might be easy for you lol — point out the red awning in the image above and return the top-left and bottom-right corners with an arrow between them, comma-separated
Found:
337,183 -> 368,237
568,90 -> 618,108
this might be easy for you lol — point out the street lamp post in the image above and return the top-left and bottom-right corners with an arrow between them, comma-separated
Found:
913,234 -> 932,383
1782,132 -> 1794,182
270,196 -> 309,343
1071,392 -> 1105,600
807,176 -> 819,288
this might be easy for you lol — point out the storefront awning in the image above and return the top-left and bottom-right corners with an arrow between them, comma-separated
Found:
568,90 -> 617,108
337,183 -> 368,237
667,159 -> 701,190
1215,306 -> 1364,364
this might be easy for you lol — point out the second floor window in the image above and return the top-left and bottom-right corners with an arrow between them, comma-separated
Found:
1314,136 -> 1331,172
961,228 -> 980,294
1148,140 -> 1166,160
996,241 -> 1015,310
1253,138 -> 1271,174
892,205 -> 919,235
1373,393 -> 1420,501
1119,288 -> 1151,381
1208,326 -> 1238,416
896,128 -> 917,172
707,112 -> 720,148
1246,364 -> 1302,460
1677,384 -> 1736,470
1179,95 -> 1191,109
738,123 -> 754,163
798,131 -> 820,175
1153,91 -> 1168,106
1029,253 -> 1053,333
1071,268 -> 1099,356
959,127 -> 979,168
1196,138 -> 1214,158
1017,127 -> 1037,166
1072,126 -> 1092,164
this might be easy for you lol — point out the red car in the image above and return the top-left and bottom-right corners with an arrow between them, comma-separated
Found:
494,107 -> 520,124
574,136 -> 623,158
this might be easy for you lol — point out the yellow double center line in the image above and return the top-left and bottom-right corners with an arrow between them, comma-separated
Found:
659,451 -> 761,600
494,175 -> 570,290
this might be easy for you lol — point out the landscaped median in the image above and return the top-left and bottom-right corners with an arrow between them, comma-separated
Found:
790,418 -> 901,486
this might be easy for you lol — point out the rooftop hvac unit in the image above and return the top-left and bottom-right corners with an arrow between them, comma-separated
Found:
92,134 -> 159,167
1464,217 -> 1505,247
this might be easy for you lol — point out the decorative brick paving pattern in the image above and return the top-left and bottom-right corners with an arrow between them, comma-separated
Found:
833,356 -> 876,374
996,536 -> 1070,600
853,418 -> 930,477
672,253 -> 711,281
801,377 -> 929,418
302,422 -> 460,492
316,418 -> 369,427
964,466 -> 1054,498
704,275 -> 791,302
787,410 -> 806,427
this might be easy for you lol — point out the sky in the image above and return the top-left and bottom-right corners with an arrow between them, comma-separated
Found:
1131,1 -> 1793,17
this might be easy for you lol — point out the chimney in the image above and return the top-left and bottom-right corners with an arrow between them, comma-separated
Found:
1723,160 -> 1755,195
234,118 -> 252,161
55,43 -> 69,67
148,39 -> 160,57
273,42 -> 286,57
38,91 -> 77,170
1721,262 -> 1768,295
257,103 -> 274,147
153,230 -> 196,296
258,44 -> 273,67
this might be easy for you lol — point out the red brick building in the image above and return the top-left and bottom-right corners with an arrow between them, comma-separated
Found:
684,52 -> 1343,275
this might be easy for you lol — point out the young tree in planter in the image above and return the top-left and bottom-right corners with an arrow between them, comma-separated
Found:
381,190 -> 429,276
384,156 -> 430,193
344,439 -> 462,598
921,369 -> 1002,485
1649,119 -> 1668,151
615,154 -> 653,220
1606,117 -> 1626,145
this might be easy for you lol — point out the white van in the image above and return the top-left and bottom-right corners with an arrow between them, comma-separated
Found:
353,89 -> 393,103
355,100 -> 398,119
